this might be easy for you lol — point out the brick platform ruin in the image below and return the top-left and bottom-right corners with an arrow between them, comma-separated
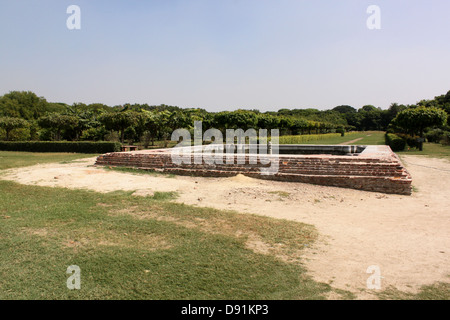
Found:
95,145 -> 412,195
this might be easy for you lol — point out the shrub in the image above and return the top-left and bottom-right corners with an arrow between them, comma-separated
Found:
385,133 -> 406,151
80,127 -> 108,141
0,141 -> 121,153
0,117 -> 29,141
396,133 -> 421,149
104,131 -> 120,142
425,129 -> 444,143
336,126 -> 345,137
140,131 -> 152,149
442,132 -> 450,146
0,127 -> 31,141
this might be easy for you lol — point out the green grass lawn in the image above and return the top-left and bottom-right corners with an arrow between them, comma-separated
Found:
397,142 -> 450,158
0,151 -> 335,299
0,151 -> 99,170
284,132 -> 450,158
279,131 -> 386,146
0,180 -> 332,299
376,282 -> 450,300
348,132 -> 386,146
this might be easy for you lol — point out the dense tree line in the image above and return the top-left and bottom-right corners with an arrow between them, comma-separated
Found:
0,90 -> 449,146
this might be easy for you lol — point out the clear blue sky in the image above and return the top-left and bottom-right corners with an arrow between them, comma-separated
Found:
0,0 -> 449,111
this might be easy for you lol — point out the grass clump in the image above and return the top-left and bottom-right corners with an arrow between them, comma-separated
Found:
376,282 -> 450,300
0,151 -> 99,170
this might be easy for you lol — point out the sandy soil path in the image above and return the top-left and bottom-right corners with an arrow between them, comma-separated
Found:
1,155 -> 449,299
338,137 -> 364,145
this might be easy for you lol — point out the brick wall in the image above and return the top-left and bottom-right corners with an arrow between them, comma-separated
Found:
95,146 -> 412,195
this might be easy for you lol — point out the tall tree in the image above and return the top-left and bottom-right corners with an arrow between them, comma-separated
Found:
257,114 -> 281,131
391,106 -> 447,150
358,105 -> 383,130
38,113 -> 79,141
289,118 -> 309,135
152,110 -> 173,147
332,105 -> 357,114
98,111 -> 139,143
0,117 -> 29,141
433,90 -> 450,116
0,91 -> 52,120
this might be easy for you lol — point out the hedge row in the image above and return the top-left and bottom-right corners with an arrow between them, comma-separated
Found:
395,133 -> 421,149
385,133 -> 406,152
0,141 -> 121,153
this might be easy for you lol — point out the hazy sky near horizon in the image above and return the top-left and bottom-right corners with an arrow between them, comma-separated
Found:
0,0 -> 449,112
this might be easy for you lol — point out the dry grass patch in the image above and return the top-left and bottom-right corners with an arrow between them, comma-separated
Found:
21,222 -> 172,253
105,200 -> 317,264
95,231 -> 171,251
244,234 -> 303,264
21,227 -> 51,237
60,227 -> 172,252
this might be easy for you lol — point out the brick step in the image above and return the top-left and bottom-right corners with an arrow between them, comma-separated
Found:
275,170 -> 407,177
279,161 -> 401,167
165,161 -> 401,170
278,166 -> 404,173
97,156 -> 400,167
167,164 -> 404,174
272,172 -> 411,181
97,162 -> 407,177
138,166 -> 410,181
98,155 -> 397,165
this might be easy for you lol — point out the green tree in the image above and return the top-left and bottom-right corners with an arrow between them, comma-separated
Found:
257,114 -> 281,131
140,110 -> 158,146
392,106 -> 447,151
433,90 -> 450,116
0,117 -> 29,141
332,105 -> 357,114
167,111 -> 191,132
0,91 -> 52,120
186,109 -> 214,133
381,103 -> 407,130
98,111 -> 139,143
38,113 -> 80,141
358,105 -> 383,130
153,110 -> 173,147
289,118 -> 309,135
213,110 -> 258,132
278,116 -> 294,135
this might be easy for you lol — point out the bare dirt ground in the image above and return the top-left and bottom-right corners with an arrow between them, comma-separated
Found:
1,155 -> 449,299
338,137 -> 364,145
